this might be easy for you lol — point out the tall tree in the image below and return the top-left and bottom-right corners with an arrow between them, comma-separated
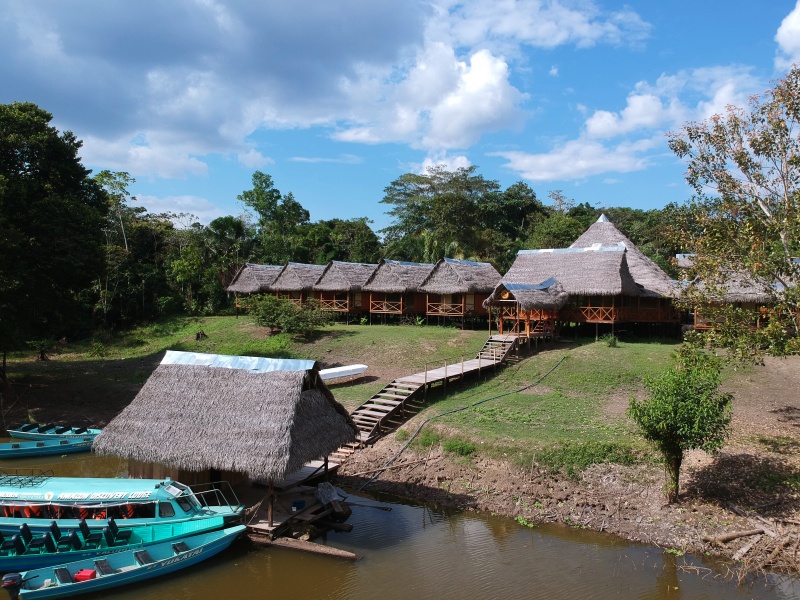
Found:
668,67 -> 800,356
0,102 -> 107,354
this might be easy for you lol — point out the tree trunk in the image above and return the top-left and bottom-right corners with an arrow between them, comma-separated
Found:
665,450 -> 682,504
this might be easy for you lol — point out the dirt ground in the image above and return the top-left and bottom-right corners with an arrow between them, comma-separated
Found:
4,351 -> 800,573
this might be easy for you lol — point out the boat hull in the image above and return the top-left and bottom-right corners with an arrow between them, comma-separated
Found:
14,525 -> 245,599
0,440 -> 93,459
6,429 -> 101,442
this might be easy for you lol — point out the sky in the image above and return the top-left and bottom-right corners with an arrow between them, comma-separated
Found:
3,1 -> 800,231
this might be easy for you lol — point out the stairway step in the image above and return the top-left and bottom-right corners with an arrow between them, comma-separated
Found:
360,403 -> 395,413
382,388 -> 415,395
369,398 -> 403,407
373,392 -> 409,400
353,409 -> 390,419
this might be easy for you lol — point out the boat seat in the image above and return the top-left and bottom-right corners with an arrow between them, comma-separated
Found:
78,519 -> 102,549
172,541 -> 190,554
27,532 -> 50,553
58,531 -> 82,552
54,426 -> 70,434
94,559 -> 116,576
36,424 -> 53,433
50,521 -> 71,549
0,532 -> 13,555
10,444 -> 19,449
7,534 -> 25,556
18,424 -> 37,432
54,567 -> 72,585
74,427 -> 87,434
103,527 -> 127,548
42,534 -> 56,554
107,517 -> 132,543
134,550 -> 154,566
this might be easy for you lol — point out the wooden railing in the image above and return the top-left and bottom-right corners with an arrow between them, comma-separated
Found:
320,298 -> 349,312
427,302 -> 464,316
370,300 -> 402,314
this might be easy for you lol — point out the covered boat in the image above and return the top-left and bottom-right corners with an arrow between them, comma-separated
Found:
7,426 -> 101,441
0,439 -> 93,460
0,472 -> 243,535
0,524 -> 245,599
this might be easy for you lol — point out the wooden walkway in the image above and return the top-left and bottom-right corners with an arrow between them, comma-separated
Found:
333,335 -> 522,459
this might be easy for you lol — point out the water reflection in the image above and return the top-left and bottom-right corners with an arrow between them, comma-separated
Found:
0,453 -> 794,599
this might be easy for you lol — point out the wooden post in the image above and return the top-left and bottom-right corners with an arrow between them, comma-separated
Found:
268,480 -> 274,528
443,359 -> 447,392
324,456 -> 329,480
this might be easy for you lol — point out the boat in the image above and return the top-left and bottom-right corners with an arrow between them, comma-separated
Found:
0,439 -> 93,460
0,515 -> 226,571
0,524 -> 246,599
318,364 -> 368,381
0,471 -> 244,535
6,426 -> 101,442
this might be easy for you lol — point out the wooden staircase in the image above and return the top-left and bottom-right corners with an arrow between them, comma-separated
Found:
330,334 -> 520,461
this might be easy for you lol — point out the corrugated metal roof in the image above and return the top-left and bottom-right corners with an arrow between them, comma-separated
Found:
162,350 -> 316,373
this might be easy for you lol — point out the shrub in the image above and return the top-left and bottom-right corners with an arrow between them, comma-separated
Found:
534,441 -> 638,478
443,438 -> 477,457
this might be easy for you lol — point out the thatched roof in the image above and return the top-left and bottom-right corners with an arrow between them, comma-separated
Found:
361,259 -> 435,294
313,261 -> 377,292
93,352 -> 357,481
484,278 -> 569,311
419,258 -> 501,295
269,262 -> 326,292
493,245 -> 642,299
674,254 -> 774,303
570,215 -> 675,298
226,263 -> 283,294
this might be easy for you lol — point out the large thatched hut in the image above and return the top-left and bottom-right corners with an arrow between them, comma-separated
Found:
226,263 -> 283,311
418,258 -> 501,319
485,245 -> 643,335
269,262 -> 326,304
93,351 -> 357,488
361,259 -> 434,318
570,215 -> 679,323
312,261 -> 377,315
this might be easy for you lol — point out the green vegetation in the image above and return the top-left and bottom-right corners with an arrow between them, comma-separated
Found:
443,438 -> 478,457
534,442 -> 639,479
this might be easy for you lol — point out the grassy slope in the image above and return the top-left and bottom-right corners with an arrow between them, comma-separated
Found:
10,316 -> 681,473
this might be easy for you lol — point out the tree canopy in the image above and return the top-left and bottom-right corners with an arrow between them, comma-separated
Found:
668,66 -> 800,357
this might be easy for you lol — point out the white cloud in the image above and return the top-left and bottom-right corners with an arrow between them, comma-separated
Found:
134,194 -> 226,224
289,154 -> 362,164
81,135 -> 209,179
492,138 -> 648,181
238,149 -> 273,169
549,65 -> 558,77
776,1 -> 800,71
414,153 -> 472,174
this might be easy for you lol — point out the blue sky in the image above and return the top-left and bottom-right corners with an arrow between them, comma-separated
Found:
3,1 -> 800,231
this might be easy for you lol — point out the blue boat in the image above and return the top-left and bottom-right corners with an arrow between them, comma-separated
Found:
0,472 -> 244,535
6,426 -> 101,442
0,440 -> 93,460
0,516 -> 226,571
0,525 -> 246,599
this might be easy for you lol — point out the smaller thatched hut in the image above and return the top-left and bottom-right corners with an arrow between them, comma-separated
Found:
269,262 -> 326,304
93,351 -> 357,488
312,261 -> 377,314
226,264 -> 283,310
361,259 -> 434,317
418,258 -> 501,318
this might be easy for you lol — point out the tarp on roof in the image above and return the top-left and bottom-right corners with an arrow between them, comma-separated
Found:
161,350 -> 317,373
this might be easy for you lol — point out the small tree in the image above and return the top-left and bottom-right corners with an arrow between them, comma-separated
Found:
628,346 -> 733,503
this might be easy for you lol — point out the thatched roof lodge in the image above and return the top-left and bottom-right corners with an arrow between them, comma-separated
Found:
419,258 -> 501,317
313,261 -> 377,313
269,262 -> 326,304
227,263 -> 282,294
93,351 -> 357,486
571,214 -> 675,298
361,259 -> 434,315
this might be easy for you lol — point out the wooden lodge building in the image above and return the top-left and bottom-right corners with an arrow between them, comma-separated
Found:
93,351 -> 357,487
485,215 -> 680,337
360,259 -> 434,320
419,258 -> 501,324
269,262 -> 326,305
227,263 -> 283,311
312,261 -> 377,316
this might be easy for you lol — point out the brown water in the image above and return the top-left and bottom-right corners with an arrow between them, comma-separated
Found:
1,452 -> 797,600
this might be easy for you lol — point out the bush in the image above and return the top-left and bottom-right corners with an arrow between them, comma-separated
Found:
601,333 -> 618,348
443,438 -> 477,457
411,429 -> 442,452
249,296 -> 333,339
534,441 -> 638,478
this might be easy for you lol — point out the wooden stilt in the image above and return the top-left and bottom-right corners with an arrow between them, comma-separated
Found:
268,480 -> 274,528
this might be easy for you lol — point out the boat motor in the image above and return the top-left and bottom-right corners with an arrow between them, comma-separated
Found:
1,573 -> 22,600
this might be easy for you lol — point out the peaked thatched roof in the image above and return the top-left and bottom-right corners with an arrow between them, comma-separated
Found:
361,259 -> 435,294
269,262 -> 326,292
419,258 -> 501,295
674,255 -> 774,303
493,246 -> 642,300
570,215 -> 675,298
313,261 -> 378,292
226,263 -> 283,294
484,278 -> 569,311
93,352 -> 357,481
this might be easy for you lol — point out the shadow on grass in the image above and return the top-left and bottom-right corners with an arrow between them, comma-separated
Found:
684,452 -> 800,514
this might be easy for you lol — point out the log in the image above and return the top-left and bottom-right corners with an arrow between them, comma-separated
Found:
732,535 -> 761,561
249,534 -> 361,560
703,529 -> 764,546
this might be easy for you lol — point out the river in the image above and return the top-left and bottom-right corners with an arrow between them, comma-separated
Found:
0,453 -> 796,599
